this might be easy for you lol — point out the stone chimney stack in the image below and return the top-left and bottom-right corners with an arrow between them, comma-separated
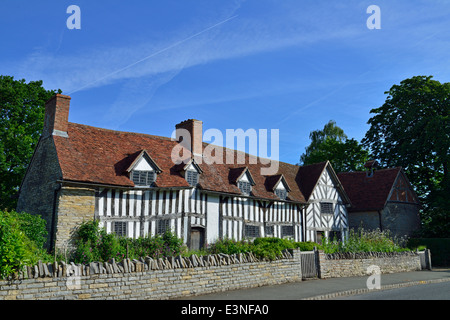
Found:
43,94 -> 71,138
175,119 -> 203,157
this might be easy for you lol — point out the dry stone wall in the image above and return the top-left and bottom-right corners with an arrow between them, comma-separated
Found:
0,250 -> 427,300
0,250 -> 302,300
318,251 -> 422,278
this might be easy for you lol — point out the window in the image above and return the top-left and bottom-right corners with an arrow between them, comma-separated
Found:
157,219 -> 170,235
320,202 -> 333,215
131,170 -> 156,186
281,225 -> 294,238
113,221 -> 127,237
186,170 -> 199,186
238,181 -> 252,195
245,225 -> 260,238
264,225 -> 274,236
275,189 -> 288,200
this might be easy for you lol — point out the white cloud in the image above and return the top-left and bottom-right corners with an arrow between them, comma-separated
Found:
15,2 -> 365,94
8,0 -> 450,129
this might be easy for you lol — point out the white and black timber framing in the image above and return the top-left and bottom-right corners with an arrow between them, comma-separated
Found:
305,166 -> 349,242
93,184 -> 308,245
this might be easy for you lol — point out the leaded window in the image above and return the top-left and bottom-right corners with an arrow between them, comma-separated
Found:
320,202 -> 333,215
131,170 -> 156,186
275,189 -> 288,200
186,170 -> 199,186
113,221 -> 127,237
245,225 -> 260,238
281,225 -> 294,238
264,225 -> 274,236
238,181 -> 252,195
157,219 -> 170,235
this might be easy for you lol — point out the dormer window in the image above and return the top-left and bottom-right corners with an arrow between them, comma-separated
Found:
231,167 -> 256,196
131,170 -> 156,186
267,174 -> 291,200
126,150 -> 162,187
186,170 -> 199,186
275,188 -> 288,200
181,158 -> 203,187
238,181 -> 252,195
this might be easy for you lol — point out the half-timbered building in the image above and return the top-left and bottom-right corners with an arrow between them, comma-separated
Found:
297,162 -> 351,243
17,94 -> 351,251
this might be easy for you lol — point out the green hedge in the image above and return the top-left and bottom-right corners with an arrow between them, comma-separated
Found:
72,220 -> 185,264
207,237 -> 320,261
408,238 -> 450,266
0,210 -> 51,279
321,228 -> 409,254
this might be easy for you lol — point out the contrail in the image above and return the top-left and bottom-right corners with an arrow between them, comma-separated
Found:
68,14 -> 238,95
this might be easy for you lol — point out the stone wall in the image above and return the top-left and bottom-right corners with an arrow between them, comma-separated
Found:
16,136 -> 62,248
318,251 -> 422,278
0,250 -> 426,300
382,202 -> 421,237
54,186 -> 96,252
0,251 -> 302,300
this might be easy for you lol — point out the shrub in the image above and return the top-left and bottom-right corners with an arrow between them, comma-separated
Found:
14,211 -> 48,248
72,221 -> 184,263
0,210 -> 50,279
321,228 -> 409,254
206,237 -> 316,261
292,241 -> 319,251
251,238 -> 289,260
207,238 -> 251,255
73,220 -> 123,263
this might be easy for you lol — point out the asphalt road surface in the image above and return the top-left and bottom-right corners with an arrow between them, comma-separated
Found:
336,281 -> 450,300
182,269 -> 450,300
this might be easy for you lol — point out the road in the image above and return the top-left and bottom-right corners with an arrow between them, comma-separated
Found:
181,269 -> 450,300
336,281 -> 450,300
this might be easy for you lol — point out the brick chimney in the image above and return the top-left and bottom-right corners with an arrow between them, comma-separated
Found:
43,94 -> 71,138
175,119 -> 203,157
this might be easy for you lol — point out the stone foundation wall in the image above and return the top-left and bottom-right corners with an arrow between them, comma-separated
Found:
54,186 -> 96,252
318,251 -> 422,278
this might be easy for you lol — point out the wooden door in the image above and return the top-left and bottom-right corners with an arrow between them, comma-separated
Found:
190,227 -> 205,251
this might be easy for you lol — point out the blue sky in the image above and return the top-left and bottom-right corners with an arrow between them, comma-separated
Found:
1,0 -> 449,165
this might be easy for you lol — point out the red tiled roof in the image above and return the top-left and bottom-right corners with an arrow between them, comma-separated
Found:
296,162 -> 328,201
54,123 -> 309,203
337,168 -> 402,212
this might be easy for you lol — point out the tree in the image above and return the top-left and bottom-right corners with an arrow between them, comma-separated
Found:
299,120 -> 370,172
0,76 -> 61,210
362,76 -> 449,203
362,76 -> 449,237
300,120 -> 347,164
